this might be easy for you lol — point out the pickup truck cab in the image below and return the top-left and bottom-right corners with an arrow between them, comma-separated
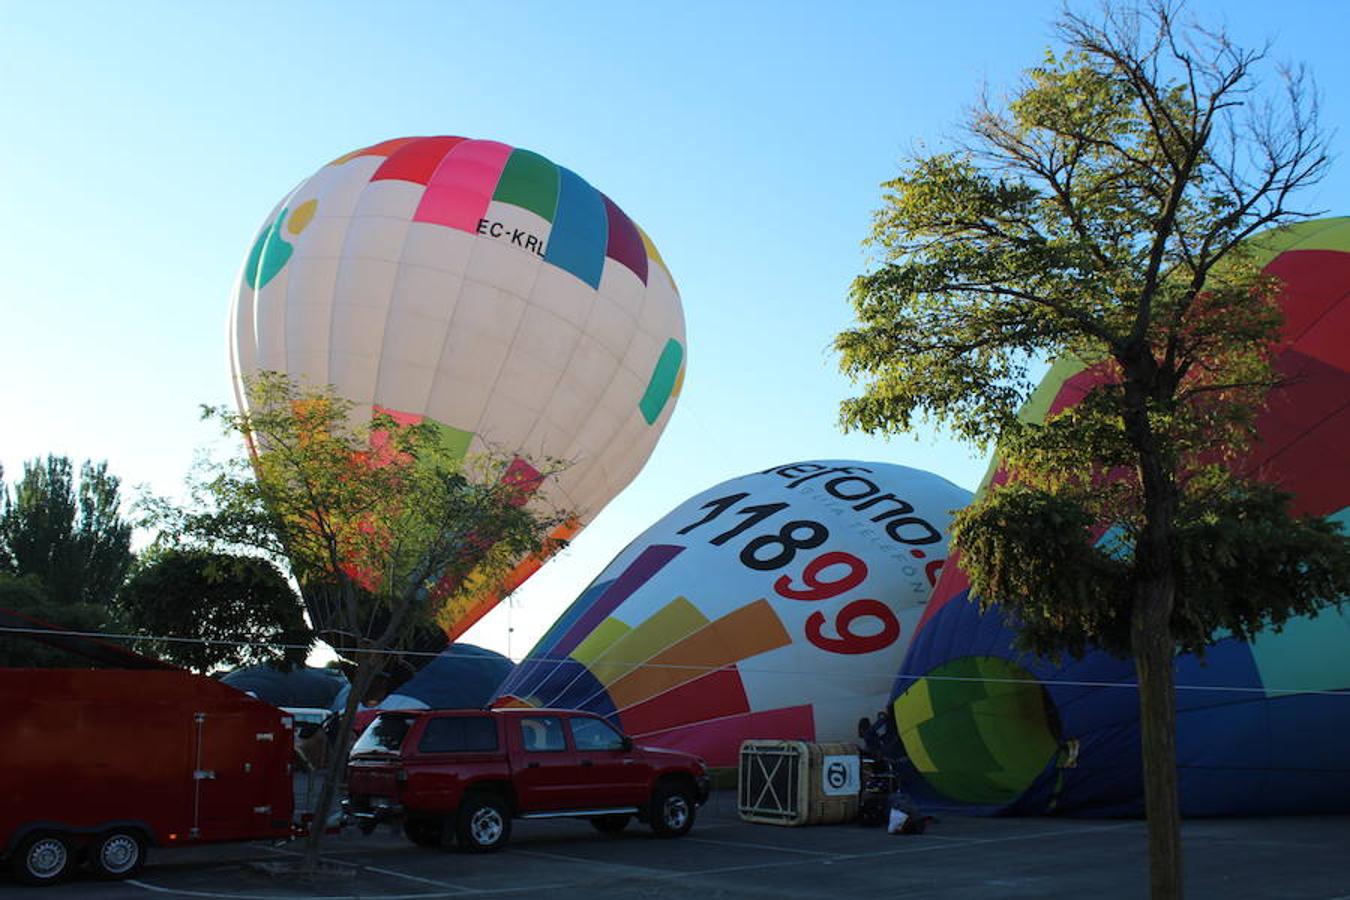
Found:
344,707 -> 710,852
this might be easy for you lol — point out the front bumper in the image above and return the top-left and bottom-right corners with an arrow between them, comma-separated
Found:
695,774 -> 711,806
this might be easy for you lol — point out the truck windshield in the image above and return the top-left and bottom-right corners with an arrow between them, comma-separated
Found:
351,714 -> 415,756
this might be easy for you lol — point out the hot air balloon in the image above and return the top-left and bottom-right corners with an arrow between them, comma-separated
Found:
330,643 -> 515,712
893,217 -> 1350,815
497,460 -> 972,766
228,136 -> 686,643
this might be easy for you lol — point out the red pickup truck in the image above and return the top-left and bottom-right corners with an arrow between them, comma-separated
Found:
344,707 -> 710,851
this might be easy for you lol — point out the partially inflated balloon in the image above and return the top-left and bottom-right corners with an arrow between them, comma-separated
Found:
497,460 -> 971,765
229,137 -> 686,641
894,217 -> 1350,815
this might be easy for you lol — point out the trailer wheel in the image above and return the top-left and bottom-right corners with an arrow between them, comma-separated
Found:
456,794 -> 510,852
11,832 -> 74,885
89,828 -> 146,880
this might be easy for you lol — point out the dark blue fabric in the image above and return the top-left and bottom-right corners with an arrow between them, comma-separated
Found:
894,589 -> 1350,816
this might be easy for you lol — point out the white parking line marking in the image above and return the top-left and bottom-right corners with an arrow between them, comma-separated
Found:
128,877 -> 580,898
363,864 -> 474,891
685,836 -> 838,856
512,847 -> 673,876
642,822 -> 1140,881
126,881 -> 456,899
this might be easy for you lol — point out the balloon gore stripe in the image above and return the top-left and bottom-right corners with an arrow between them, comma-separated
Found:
353,136 -> 654,290
553,544 -> 684,657
371,136 -> 466,184
414,139 -> 515,232
494,149 -> 560,221
545,167 -> 609,289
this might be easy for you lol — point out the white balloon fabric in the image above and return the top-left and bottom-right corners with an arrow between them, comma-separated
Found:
228,136 -> 686,639
498,460 -> 972,765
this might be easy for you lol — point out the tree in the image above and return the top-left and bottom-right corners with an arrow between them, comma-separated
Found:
149,372 -> 571,870
1,455 -> 133,607
117,549 -> 311,673
834,3 -> 1347,897
0,466 -> 12,573
0,573 -> 124,668
0,457 -> 134,666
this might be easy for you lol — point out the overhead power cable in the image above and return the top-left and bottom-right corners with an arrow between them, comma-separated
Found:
3,624 -> 1347,698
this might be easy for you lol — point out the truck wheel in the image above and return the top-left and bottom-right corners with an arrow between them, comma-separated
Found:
403,816 -> 446,848
89,828 -> 146,880
11,832 -> 74,885
591,814 -> 631,834
457,794 -> 511,853
649,784 -> 696,838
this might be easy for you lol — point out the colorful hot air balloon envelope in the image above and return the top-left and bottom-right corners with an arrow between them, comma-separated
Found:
893,217 -> 1350,816
330,643 -> 515,713
497,460 -> 972,766
228,136 -> 686,642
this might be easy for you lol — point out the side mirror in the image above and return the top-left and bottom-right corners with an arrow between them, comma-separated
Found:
621,736 -> 633,752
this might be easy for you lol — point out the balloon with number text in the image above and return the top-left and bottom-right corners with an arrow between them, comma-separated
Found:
497,460 -> 972,766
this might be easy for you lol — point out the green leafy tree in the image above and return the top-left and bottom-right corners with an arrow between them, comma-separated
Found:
117,549 -> 311,673
0,466 -> 12,573
0,457 -> 135,666
835,3 -> 1347,897
0,573 -> 123,668
1,455 -> 133,607
147,372 -> 571,869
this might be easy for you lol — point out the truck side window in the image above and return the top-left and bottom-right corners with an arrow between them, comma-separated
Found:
570,716 -> 625,751
418,716 -> 499,753
519,716 -> 566,752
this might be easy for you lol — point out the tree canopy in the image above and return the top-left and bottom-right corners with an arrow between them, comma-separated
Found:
835,3 -> 1347,897
147,371 -> 572,868
117,549 -> 311,673
1,455 -> 133,608
0,456 -> 134,667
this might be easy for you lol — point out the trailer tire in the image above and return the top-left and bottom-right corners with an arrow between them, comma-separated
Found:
11,831 -> 74,885
456,794 -> 510,853
89,828 -> 146,880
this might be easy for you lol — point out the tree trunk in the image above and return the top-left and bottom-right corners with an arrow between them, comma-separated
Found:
301,654 -> 383,873
1121,368 -> 1184,900
1132,584 -> 1183,899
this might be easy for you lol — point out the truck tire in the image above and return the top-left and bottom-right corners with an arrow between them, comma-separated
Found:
456,794 -> 511,853
11,832 -> 74,885
649,783 -> 696,838
89,828 -> 146,880
591,814 -> 631,834
403,816 -> 447,848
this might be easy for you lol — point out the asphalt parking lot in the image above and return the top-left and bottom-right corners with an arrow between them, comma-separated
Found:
10,791 -> 1350,899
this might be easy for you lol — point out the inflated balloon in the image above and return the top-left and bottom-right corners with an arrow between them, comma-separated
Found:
497,460 -> 971,766
893,217 -> 1350,815
229,136 -> 686,641
331,643 -> 514,712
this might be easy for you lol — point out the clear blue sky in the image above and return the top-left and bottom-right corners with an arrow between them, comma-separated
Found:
3,1 -> 1347,660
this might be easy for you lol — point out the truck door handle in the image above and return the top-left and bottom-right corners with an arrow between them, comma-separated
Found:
528,762 -> 539,769
580,760 -> 593,767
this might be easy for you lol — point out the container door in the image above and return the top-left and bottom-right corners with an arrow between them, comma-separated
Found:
192,710 -> 288,841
